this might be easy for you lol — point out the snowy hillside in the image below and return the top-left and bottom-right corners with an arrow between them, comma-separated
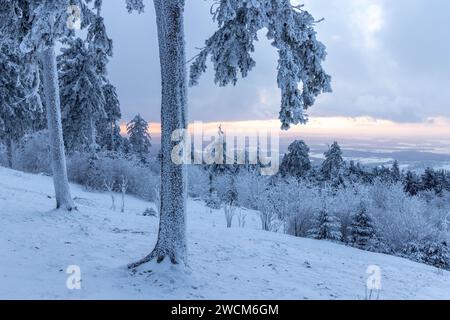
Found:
1,167 -> 449,300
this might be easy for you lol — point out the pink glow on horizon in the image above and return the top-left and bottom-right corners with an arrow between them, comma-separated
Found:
120,117 -> 450,140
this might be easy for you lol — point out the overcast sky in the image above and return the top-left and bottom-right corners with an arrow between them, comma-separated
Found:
101,0 -> 450,126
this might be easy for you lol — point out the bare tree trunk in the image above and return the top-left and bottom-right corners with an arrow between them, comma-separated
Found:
40,45 -> 75,211
129,0 -> 187,267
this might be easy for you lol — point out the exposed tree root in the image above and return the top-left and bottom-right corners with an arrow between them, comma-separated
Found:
128,247 -> 179,269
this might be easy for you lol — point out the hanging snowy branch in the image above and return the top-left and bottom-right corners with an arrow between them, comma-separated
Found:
126,0 -> 145,13
0,0 -> 95,54
189,0 -> 332,130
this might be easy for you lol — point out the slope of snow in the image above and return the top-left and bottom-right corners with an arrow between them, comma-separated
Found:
0,167 -> 449,300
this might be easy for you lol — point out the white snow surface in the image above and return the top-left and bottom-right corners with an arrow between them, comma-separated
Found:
1,167 -> 449,300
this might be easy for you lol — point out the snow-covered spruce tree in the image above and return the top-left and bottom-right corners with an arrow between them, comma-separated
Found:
347,202 -> 378,250
391,160 -> 401,182
86,0 -> 113,78
0,0 -> 97,210
126,0 -> 331,266
280,140 -> 311,179
61,0 -> 117,154
346,160 -> 367,184
421,167 -> 442,194
308,209 -> 342,241
86,0 -> 123,152
321,141 -> 344,183
97,83 -> 123,152
126,114 -> 152,163
0,41 -> 43,167
204,126 -> 227,209
84,152 -> 103,190
59,38 -> 106,153
435,170 -> 448,194
404,170 -> 420,196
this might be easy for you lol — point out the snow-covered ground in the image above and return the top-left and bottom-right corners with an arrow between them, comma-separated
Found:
1,167 -> 449,300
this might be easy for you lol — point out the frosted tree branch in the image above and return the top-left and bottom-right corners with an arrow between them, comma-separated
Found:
189,0 -> 332,130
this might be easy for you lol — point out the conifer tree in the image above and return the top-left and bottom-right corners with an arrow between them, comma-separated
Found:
59,38 -> 106,153
309,209 -> 342,241
321,141 -> 344,182
204,126 -> 227,209
59,0 -> 119,154
126,114 -> 152,162
280,140 -> 311,178
422,168 -> 438,193
391,160 -> 401,182
347,203 -> 378,250
0,41 -> 42,167
404,171 -> 420,196
87,0 -> 123,152
97,83 -> 123,152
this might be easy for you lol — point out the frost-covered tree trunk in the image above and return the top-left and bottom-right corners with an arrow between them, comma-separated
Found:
5,138 -> 13,168
88,116 -> 97,151
129,0 -> 187,267
40,45 -> 75,211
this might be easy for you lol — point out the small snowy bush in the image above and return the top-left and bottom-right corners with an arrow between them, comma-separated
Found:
369,182 -> 433,252
224,204 -> 236,228
14,131 -> 51,174
67,152 -> 159,201
401,240 -> 450,270
0,143 -> 7,167
187,166 -> 209,199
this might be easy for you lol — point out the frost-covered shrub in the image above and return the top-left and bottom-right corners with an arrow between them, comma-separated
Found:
206,191 -> 221,210
419,192 -> 450,232
422,241 -> 450,269
224,204 -> 236,228
0,143 -> 7,167
67,152 -> 159,201
370,179 -> 392,210
326,185 -> 368,241
236,209 -> 247,228
284,181 -> 321,237
14,130 -> 51,174
187,166 -> 209,199
258,206 -> 281,232
235,172 -> 281,231
286,207 -> 315,237
401,241 -> 450,270
368,182 -> 434,252
85,154 -> 104,191
66,152 -> 90,185
235,171 -> 263,210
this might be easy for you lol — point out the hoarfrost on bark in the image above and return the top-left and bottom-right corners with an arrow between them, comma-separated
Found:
40,45 -> 75,211
129,0 -> 188,267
